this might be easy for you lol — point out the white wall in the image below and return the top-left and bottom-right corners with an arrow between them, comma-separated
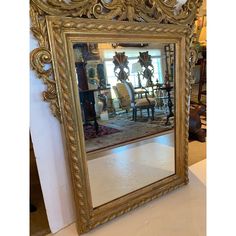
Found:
30,34 -> 76,233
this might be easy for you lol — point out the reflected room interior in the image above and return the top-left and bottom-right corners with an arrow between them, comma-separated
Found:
73,42 -> 176,207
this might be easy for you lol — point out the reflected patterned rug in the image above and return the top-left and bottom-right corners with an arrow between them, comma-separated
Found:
85,109 -> 174,152
84,124 -> 120,140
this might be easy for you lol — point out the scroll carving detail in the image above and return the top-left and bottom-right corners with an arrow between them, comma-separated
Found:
30,0 -> 202,120
30,1 -> 61,121
32,0 -> 203,24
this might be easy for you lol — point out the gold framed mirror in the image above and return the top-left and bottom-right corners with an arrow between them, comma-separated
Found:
30,0 -> 202,234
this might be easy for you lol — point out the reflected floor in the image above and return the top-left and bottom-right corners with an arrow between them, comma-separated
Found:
87,132 -> 174,207
85,110 -> 174,153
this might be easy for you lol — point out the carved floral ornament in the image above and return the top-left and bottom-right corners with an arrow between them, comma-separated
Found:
30,0 -> 202,121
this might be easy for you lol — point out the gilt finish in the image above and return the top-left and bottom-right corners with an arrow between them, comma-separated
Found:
30,0 -> 202,234
30,0 -> 202,120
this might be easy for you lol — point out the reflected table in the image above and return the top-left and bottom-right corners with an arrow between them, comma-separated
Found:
160,86 -> 174,125
79,87 -> 111,133
79,90 -> 99,133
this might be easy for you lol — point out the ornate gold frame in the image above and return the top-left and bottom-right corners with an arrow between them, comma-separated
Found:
30,0 -> 202,234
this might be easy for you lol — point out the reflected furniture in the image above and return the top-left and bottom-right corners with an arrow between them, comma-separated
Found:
112,83 -> 131,112
155,84 -> 168,110
75,62 -> 89,91
160,86 -> 174,125
164,44 -> 176,82
75,54 -> 111,131
79,90 -> 99,133
145,84 -> 159,97
133,88 -> 149,99
197,58 -> 206,103
197,47 -> 206,103
124,81 -> 155,121
75,59 -> 100,132
79,87 -> 111,133
75,61 -> 99,132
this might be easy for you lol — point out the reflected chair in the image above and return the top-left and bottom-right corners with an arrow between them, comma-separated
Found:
112,83 -> 131,112
124,81 -> 156,121
155,87 -> 168,111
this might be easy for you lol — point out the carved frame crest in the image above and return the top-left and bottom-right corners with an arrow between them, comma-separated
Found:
30,0 -> 202,234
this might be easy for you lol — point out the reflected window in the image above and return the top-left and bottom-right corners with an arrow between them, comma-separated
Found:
103,49 -> 163,98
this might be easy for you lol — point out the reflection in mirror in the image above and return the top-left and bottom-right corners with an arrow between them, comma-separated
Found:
73,42 -> 176,207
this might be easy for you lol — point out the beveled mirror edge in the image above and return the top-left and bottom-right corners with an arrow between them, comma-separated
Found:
45,16 -> 192,234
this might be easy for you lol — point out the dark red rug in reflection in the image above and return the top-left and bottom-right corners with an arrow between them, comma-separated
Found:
83,124 -> 121,140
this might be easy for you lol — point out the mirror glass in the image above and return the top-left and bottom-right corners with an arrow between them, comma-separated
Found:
72,42 -> 176,207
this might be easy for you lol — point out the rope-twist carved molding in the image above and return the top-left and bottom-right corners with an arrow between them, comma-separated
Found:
88,181 -> 185,231
184,34 -> 191,184
60,21 -> 189,34
52,26 -> 91,231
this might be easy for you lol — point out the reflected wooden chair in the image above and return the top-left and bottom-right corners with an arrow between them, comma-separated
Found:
124,81 -> 156,121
